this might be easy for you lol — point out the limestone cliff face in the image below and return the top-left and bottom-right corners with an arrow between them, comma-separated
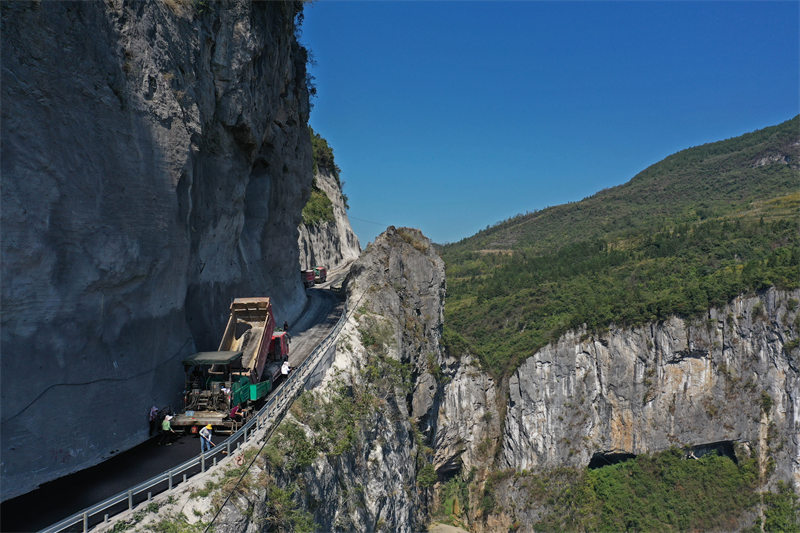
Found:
499,288 -> 799,487
294,226 -> 444,531
213,226 -> 446,532
297,168 -> 361,271
430,288 -> 799,529
1,0 -> 311,501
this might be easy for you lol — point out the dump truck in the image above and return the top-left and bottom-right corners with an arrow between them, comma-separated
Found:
301,269 -> 315,288
313,266 -> 327,283
171,297 -> 289,434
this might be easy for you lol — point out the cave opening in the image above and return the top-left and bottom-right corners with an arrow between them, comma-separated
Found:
588,451 -> 637,469
687,440 -> 737,463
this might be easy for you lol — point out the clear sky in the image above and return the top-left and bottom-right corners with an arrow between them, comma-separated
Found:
300,1 -> 799,245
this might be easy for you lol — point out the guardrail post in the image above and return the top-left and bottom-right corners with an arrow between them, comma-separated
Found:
104,513 -> 109,523
168,470 -> 173,490
147,491 -> 152,501
227,441 -> 230,456
244,427 -> 248,441
213,456 -> 217,467
201,454 -> 205,472
183,473 -> 187,483
128,489 -> 133,510
83,512 -> 88,533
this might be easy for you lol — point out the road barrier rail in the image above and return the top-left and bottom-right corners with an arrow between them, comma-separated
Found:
41,299 -> 348,533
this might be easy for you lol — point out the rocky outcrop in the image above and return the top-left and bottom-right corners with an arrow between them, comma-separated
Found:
428,289 -> 799,529
499,288 -> 799,489
1,0 -> 312,501
212,226 -> 446,532
292,226 -> 444,531
431,353 -> 501,479
297,167 -> 360,271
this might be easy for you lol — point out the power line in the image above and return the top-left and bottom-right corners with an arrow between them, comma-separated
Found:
348,215 -> 390,227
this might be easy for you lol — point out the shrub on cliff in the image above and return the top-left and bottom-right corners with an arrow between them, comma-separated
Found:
301,185 -> 334,226
310,126 -> 341,183
469,448 -> 770,531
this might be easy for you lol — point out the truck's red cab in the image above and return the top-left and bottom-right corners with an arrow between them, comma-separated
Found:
301,269 -> 315,288
263,331 -> 290,382
313,266 -> 327,283
269,332 -> 289,360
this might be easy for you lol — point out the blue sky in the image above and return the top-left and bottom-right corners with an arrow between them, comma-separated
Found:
301,1 -> 799,245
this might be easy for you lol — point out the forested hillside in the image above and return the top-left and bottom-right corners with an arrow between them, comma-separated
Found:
442,117 -> 800,378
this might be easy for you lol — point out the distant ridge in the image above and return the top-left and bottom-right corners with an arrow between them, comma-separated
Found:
446,115 -> 799,255
442,116 -> 799,377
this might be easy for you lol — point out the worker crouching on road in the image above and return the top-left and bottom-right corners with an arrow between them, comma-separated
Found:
200,424 -> 215,453
228,405 -> 242,422
160,415 -> 176,446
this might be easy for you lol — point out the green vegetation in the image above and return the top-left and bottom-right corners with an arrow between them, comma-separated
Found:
148,513 -> 209,533
266,484 -> 316,533
434,473 -> 472,527
267,315 -> 409,470
530,449 -> 760,531
762,481 -> 800,533
303,127 -> 349,225
310,126 -> 340,183
441,449 -> 795,531
417,463 -> 437,488
442,117 -> 800,378
301,184 -> 334,226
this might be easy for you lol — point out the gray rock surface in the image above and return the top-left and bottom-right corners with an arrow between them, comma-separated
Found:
428,288 -> 799,530
431,353 -> 501,478
214,226 -> 446,532
498,288 -> 799,492
297,167 -> 360,271
298,226 -> 445,531
1,0 -> 311,501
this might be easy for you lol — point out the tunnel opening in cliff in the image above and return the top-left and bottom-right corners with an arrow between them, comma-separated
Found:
588,451 -> 637,469
687,440 -> 737,463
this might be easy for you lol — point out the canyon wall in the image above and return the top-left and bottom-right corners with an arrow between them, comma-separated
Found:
431,288 -> 799,529
1,0 -> 312,501
499,288 -> 799,485
297,167 -> 361,272
210,226 -> 445,532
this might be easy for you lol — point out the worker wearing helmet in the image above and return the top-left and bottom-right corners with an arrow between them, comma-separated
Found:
199,424 -> 215,453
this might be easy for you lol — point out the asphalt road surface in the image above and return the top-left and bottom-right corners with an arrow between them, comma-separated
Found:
1,282 -> 346,533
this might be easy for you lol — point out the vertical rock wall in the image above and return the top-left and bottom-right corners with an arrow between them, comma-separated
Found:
297,167 -> 361,272
430,288 -> 800,529
212,227 -> 446,532
295,227 -> 444,531
498,289 -> 799,489
1,0 -> 312,501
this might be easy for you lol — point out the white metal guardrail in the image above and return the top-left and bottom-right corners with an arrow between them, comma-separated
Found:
40,300 -> 348,533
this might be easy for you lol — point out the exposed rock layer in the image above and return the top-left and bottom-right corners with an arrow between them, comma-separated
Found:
214,226 -> 446,531
430,288 -> 799,529
499,289 -> 799,486
297,168 -> 361,271
1,0 -> 311,500
293,226 -> 445,531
